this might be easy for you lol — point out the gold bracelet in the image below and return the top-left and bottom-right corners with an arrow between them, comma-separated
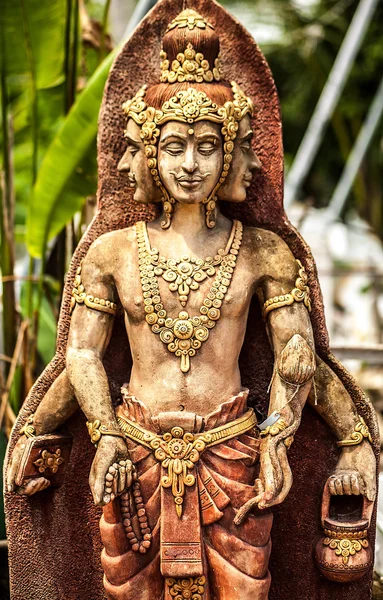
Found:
86,420 -> 125,446
259,418 -> 289,438
337,416 -> 373,447
19,414 -> 36,438
262,259 -> 311,320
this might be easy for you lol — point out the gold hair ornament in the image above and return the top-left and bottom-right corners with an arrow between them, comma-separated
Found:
337,416 -> 372,447
19,414 -> 36,438
165,9 -> 214,33
262,259 -> 312,319
86,420 -> 126,447
70,263 -> 118,316
123,82 -> 253,229
160,43 -> 221,84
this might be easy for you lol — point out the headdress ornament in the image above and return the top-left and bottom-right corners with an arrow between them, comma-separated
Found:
122,9 -> 253,229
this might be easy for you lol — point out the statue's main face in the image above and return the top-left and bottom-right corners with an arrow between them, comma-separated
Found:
158,121 -> 223,204
118,119 -> 161,203
217,115 -> 261,203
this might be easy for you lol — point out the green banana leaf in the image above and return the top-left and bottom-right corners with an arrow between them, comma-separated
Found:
0,0 -> 66,89
26,49 -> 117,258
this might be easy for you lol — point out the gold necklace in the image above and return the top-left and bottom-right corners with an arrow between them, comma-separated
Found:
139,221 -> 238,307
136,220 -> 243,373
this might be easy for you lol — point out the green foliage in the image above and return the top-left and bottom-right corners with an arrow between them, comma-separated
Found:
27,50 -> 115,258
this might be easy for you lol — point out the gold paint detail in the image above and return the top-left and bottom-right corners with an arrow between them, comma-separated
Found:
323,536 -> 369,565
146,220 -> 237,307
136,220 -> 243,372
160,42 -> 221,84
337,416 -> 373,447
166,9 -> 214,33
324,529 -> 368,540
86,420 -> 126,447
70,263 -> 118,316
123,82 -> 253,229
117,408 -> 257,518
260,418 -> 289,438
262,259 -> 312,319
165,576 -> 206,599
19,414 -> 36,438
34,449 -> 65,474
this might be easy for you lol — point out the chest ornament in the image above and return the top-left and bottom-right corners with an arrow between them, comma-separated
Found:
136,220 -> 243,373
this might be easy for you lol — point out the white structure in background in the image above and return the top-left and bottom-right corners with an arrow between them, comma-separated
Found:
289,204 -> 383,346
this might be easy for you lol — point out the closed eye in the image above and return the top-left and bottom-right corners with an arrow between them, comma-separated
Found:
164,142 -> 184,156
198,142 -> 218,156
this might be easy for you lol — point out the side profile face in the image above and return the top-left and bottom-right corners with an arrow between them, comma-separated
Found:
157,121 -> 223,204
217,115 -> 261,203
118,119 -> 162,203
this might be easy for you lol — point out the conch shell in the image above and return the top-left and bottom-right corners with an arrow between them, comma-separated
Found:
277,334 -> 316,385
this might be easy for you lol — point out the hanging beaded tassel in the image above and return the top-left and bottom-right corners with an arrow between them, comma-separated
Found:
120,472 -> 152,554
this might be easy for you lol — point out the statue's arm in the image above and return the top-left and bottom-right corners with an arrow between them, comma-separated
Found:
309,356 -> 376,501
252,234 -> 316,509
66,240 -> 133,505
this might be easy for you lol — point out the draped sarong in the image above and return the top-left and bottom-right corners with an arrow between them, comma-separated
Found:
100,389 -> 273,600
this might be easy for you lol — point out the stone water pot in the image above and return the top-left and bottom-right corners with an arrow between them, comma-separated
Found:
315,479 -> 373,582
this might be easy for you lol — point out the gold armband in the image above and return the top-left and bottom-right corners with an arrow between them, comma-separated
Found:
337,416 -> 373,447
262,259 -> 311,320
86,420 -> 125,447
70,263 -> 118,316
19,414 -> 36,438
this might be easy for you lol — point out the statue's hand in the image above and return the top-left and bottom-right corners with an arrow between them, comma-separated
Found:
89,435 -> 133,506
255,436 -> 293,509
328,441 -> 376,502
6,436 -> 50,495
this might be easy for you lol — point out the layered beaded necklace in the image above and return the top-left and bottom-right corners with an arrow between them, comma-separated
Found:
136,220 -> 243,373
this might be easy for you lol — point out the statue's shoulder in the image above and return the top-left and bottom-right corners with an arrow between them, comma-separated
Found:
83,226 -> 136,268
244,225 -> 297,280
244,225 -> 292,256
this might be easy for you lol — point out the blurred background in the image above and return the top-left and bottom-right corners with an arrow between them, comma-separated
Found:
0,0 -> 382,596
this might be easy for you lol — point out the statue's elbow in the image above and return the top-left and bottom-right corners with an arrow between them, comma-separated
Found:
66,347 -> 101,383
277,333 -> 316,385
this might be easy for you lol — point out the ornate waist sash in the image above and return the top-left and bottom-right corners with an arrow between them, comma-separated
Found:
117,408 -> 257,519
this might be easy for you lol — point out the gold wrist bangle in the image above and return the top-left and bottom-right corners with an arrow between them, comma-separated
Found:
19,414 -> 36,438
259,418 -> 289,438
337,416 -> 373,447
86,420 -> 125,447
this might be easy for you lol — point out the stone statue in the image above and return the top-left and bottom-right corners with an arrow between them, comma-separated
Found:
5,2 -> 378,599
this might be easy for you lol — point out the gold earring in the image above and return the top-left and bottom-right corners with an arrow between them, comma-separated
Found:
203,196 -> 217,228
161,196 -> 175,229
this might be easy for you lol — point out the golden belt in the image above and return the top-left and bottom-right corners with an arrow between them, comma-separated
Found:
117,409 -> 257,518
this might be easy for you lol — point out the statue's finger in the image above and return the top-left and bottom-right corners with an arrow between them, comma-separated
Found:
328,477 -> 337,495
112,471 -> 119,496
118,466 -> 126,494
264,444 -> 292,508
126,462 -> 134,489
342,474 -> 351,495
350,474 -> 360,495
6,444 -> 25,491
334,478 -> 343,495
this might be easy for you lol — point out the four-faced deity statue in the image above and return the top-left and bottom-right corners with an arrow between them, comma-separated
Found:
5,4 -> 378,600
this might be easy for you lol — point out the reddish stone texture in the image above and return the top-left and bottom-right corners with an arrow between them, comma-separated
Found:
5,0 -> 378,598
